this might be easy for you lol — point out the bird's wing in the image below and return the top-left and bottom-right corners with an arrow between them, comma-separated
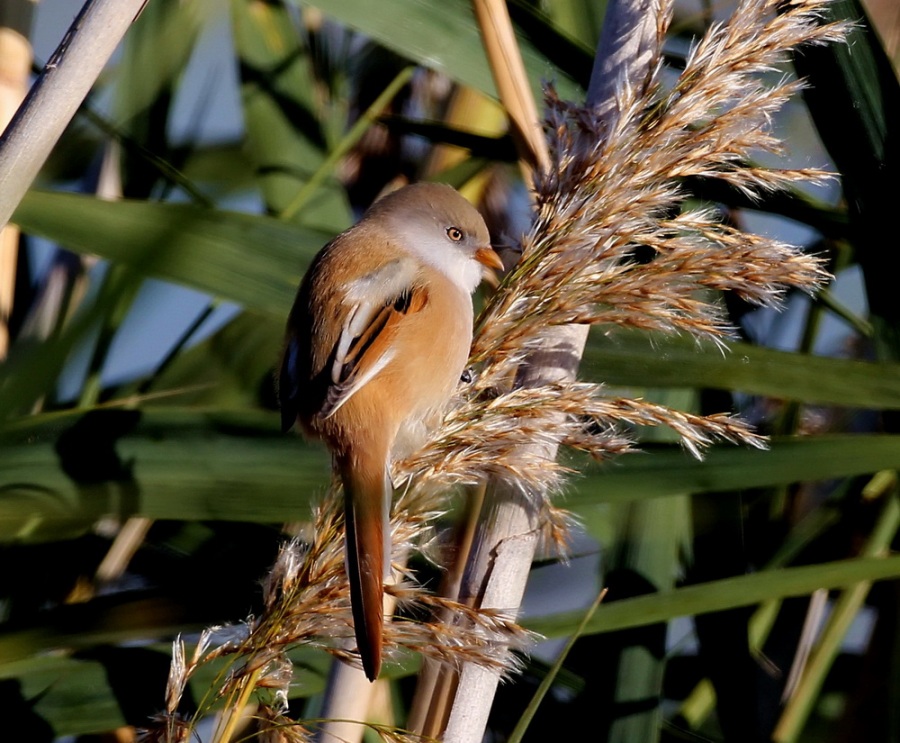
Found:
319,257 -> 427,419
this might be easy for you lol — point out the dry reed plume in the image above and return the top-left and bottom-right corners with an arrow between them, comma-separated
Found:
144,0 -> 847,739
397,0 -> 845,500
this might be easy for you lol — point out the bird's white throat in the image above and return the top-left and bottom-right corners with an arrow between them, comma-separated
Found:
401,231 -> 483,294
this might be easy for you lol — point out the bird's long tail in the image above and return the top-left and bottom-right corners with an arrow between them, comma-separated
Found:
340,452 -> 392,681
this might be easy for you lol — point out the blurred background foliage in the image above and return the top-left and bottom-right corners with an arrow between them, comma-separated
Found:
1,0 -> 900,740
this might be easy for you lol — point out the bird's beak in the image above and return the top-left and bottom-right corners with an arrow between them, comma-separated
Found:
475,246 -> 504,288
474,246 -> 504,272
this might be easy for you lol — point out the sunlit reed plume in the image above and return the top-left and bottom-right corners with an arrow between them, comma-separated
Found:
398,0 -> 845,512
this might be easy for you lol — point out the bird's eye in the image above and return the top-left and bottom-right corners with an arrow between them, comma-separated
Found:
446,227 -> 464,242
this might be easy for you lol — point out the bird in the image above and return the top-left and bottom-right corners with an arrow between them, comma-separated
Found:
279,182 -> 503,681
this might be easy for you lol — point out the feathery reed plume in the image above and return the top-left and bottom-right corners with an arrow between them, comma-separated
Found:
146,0 -> 847,738
398,0 -> 845,518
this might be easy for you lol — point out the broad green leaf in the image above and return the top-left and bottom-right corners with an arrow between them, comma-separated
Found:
178,140 -> 258,194
0,409 -> 328,542
142,310 -> 283,406
569,435 -> 900,506
583,330 -> 900,410
12,190 -> 328,315
527,554 -> 900,638
304,0 -> 583,102
14,655 -> 126,737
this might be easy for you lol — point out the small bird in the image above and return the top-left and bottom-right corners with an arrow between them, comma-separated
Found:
279,182 -> 503,681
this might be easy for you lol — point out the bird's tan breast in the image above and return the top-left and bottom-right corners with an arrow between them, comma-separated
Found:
324,261 -> 472,458
385,263 -> 472,412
